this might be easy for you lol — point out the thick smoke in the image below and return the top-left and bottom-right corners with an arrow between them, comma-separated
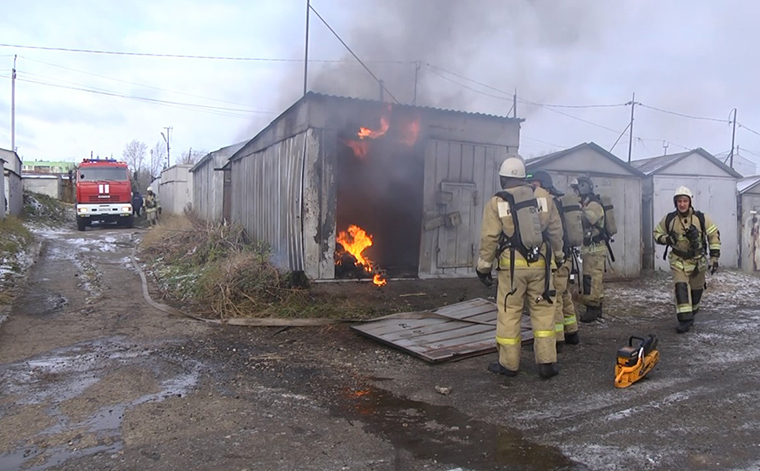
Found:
290,0 -> 608,116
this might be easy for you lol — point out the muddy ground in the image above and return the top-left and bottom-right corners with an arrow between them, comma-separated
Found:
1,225 -> 760,470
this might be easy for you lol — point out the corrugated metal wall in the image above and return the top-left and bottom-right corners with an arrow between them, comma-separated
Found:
192,154 -> 227,222
652,176 -> 737,270
23,178 -> 61,199
7,173 -> 23,216
231,131 -> 307,271
419,139 -> 513,278
158,165 -> 194,215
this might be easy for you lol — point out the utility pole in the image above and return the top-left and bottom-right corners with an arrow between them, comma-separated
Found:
729,108 -> 737,168
161,127 -> 172,168
627,92 -> 637,163
412,61 -> 420,106
379,80 -> 384,101
11,55 -> 16,153
513,88 -> 517,119
303,0 -> 310,96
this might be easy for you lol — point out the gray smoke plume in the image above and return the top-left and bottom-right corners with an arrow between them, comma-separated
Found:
237,0 -> 612,143
296,0 -> 607,114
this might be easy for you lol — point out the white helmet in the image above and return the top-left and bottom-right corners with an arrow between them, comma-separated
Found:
674,186 -> 693,200
147,186 -> 153,193
498,154 -> 526,178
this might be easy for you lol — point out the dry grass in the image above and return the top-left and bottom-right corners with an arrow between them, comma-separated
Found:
139,212 -> 309,319
0,216 -> 35,306
23,191 -> 73,225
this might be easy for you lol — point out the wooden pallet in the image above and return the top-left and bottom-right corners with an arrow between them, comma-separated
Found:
351,298 -> 533,363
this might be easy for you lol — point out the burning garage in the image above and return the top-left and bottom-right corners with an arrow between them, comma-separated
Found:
227,92 -> 522,283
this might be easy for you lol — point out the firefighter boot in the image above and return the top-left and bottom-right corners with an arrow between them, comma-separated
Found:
598,302 -> 603,319
488,362 -> 518,377
564,332 -> 580,345
676,321 -> 691,334
538,363 -> 559,379
579,305 -> 599,323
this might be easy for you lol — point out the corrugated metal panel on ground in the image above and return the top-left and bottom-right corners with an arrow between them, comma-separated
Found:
351,298 -> 532,363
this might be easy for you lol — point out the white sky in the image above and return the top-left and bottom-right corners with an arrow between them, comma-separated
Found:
1,0 -> 759,169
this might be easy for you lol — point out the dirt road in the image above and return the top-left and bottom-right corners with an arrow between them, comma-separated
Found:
2,225 -> 760,470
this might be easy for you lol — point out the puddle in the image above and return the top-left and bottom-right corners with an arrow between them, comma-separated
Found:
0,339 -> 201,470
0,443 -> 120,471
332,384 -> 587,470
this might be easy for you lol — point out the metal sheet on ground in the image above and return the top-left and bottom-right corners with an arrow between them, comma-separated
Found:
351,298 -> 533,363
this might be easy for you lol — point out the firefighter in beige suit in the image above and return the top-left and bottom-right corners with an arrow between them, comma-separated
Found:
572,177 -> 607,322
476,155 -> 565,379
654,186 -> 720,333
526,170 -> 580,346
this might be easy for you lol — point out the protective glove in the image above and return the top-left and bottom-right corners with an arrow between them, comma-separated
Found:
476,270 -> 493,287
666,231 -> 679,246
684,225 -> 700,243
710,258 -> 719,275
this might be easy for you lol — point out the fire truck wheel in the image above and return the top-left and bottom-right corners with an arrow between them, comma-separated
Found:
124,215 -> 134,228
76,217 -> 87,231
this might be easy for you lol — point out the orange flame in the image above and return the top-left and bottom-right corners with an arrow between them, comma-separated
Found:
336,225 -> 387,286
358,115 -> 390,140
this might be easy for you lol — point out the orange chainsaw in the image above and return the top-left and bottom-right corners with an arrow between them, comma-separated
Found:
614,334 -> 660,388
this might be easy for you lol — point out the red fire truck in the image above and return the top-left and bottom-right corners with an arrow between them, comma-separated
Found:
75,158 -> 134,231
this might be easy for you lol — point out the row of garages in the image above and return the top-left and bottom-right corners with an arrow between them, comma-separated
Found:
156,92 -> 759,281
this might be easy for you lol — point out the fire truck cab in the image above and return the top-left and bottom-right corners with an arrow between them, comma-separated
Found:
75,158 -> 134,231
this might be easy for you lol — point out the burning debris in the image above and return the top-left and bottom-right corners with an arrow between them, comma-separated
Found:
335,225 -> 387,286
340,104 -> 419,160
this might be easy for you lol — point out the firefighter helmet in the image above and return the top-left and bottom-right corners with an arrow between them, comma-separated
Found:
570,176 -> 594,196
498,154 -> 526,179
674,186 -> 693,206
526,170 -> 563,196
147,186 -> 154,193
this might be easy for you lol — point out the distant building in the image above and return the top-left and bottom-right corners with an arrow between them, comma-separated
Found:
22,160 -> 76,175
714,151 -> 757,177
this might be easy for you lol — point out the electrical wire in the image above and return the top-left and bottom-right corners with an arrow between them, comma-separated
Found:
307,4 -> 399,103
738,123 -> 760,138
521,135 -> 565,148
0,42 -> 411,64
13,76 -> 276,119
426,63 -> 628,109
638,103 -> 730,123
18,56 -> 258,108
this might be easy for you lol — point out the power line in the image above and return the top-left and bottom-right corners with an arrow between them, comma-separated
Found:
0,42 -> 411,64
307,4 -> 399,103
738,123 -> 760,138
425,67 -> 511,102
6,75 -> 276,119
19,56 -> 258,109
426,63 -> 628,109
638,103 -> 730,123
521,135 -> 565,148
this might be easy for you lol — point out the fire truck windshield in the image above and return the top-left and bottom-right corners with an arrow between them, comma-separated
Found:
78,168 -> 128,181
